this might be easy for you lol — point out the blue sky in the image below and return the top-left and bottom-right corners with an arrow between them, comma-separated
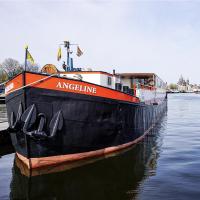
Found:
0,0 -> 200,84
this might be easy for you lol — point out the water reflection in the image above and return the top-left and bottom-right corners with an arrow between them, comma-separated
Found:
10,114 -> 167,200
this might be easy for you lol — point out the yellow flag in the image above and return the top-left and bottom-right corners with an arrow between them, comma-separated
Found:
27,50 -> 34,64
57,47 -> 62,61
76,46 -> 83,57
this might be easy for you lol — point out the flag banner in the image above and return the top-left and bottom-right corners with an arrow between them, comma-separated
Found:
57,47 -> 62,61
27,50 -> 34,64
76,46 -> 83,57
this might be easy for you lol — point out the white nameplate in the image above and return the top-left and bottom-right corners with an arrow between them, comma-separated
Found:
5,82 -> 14,94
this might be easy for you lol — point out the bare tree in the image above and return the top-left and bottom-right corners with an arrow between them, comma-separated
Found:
1,58 -> 23,78
24,61 -> 40,72
0,64 -> 8,83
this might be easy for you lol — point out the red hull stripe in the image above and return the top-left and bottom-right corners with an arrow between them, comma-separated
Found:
5,74 -> 23,94
16,124 -> 154,169
5,72 -> 140,103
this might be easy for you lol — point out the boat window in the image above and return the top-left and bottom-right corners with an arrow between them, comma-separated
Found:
107,76 -> 112,85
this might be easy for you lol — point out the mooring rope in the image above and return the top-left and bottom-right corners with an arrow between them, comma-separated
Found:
1,72 -> 58,87
5,73 -> 59,94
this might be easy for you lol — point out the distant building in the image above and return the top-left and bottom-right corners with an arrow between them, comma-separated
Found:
176,75 -> 198,93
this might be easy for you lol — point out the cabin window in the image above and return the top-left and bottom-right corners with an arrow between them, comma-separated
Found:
107,76 -> 112,85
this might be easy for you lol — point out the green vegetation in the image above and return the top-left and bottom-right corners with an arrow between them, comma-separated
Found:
169,83 -> 178,90
0,58 -> 40,83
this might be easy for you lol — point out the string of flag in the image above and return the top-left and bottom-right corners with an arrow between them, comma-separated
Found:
57,46 -> 62,61
23,44 -> 83,71
76,46 -> 83,57
25,45 -> 34,64
57,45 -> 83,61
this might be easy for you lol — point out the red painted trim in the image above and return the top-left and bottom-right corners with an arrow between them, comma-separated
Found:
5,74 -> 23,95
6,73 -> 140,103
5,72 -> 139,103
26,73 -> 139,103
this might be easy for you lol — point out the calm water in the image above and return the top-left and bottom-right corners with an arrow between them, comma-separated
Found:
0,94 -> 200,200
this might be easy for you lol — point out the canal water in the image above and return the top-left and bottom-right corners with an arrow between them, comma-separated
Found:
0,94 -> 200,200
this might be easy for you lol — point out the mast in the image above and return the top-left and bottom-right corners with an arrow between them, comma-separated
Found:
63,41 -> 74,71
64,41 -> 70,71
61,40 -> 81,72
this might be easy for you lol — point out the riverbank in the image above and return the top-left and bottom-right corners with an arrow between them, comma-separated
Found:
0,93 -> 5,104
0,122 -> 8,129
0,104 -> 10,146
0,104 -> 14,156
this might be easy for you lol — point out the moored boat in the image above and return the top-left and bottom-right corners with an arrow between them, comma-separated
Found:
5,41 -> 167,169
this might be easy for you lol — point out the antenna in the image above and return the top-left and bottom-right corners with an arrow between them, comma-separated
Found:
60,41 -> 79,72
60,40 -> 81,71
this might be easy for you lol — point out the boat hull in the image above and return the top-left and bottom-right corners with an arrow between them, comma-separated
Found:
5,73 -> 167,169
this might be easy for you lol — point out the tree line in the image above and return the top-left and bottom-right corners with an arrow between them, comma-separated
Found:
0,58 -> 40,83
